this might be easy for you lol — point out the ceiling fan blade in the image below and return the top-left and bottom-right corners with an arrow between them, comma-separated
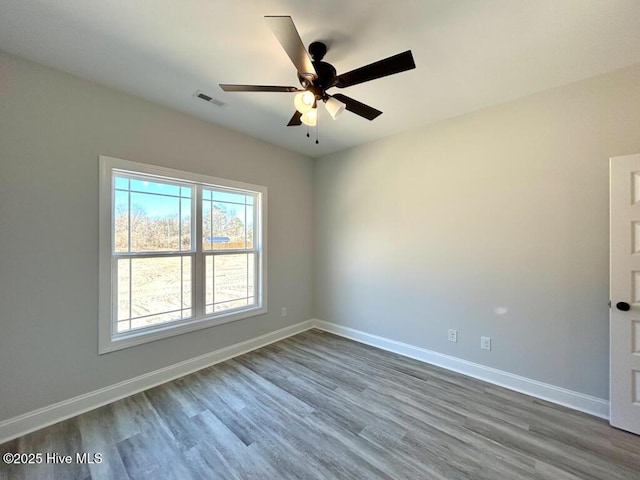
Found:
332,94 -> 382,121
287,111 -> 302,126
265,16 -> 317,81
333,50 -> 415,88
219,84 -> 301,92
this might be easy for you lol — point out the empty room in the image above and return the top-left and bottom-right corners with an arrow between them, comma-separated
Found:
1,1 -> 640,478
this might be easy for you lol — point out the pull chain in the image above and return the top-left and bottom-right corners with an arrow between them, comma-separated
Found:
302,111 -> 319,144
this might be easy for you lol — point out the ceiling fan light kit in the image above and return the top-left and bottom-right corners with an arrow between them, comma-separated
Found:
219,15 -> 416,136
294,91 -> 315,114
300,107 -> 318,126
324,96 -> 346,120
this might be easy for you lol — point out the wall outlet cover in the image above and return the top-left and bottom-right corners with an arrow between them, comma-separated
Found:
448,329 -> 458,343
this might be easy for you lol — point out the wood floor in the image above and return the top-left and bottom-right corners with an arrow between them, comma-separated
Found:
1,329 -> 639,479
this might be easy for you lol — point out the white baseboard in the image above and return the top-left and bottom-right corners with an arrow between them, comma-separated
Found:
0,320 -> 315,445
0,317 -> 610,444
313,320 -> 610,420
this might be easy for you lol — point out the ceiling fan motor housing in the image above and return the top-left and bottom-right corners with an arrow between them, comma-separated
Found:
298,41 -> 336,99
308,41 -> 327,61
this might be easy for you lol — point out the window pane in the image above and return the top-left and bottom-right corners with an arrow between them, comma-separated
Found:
248,254 -> 255,297
203,197 -> 213,251
116,256 -> 192,333
205,253 -> 255,313
212,201 -> 241,249
130,179 -> 180,196
212,190 -> 246,204
115,177 -> 129,190
130,192 -> 181,251
205,255 -> 214,314
246,205 -> 254,249
114,190 -> 130,252
203,189 -> 253,251
214,299 -> 249,311
180,198 -> 191,250
117,259 -> 131,323
113,175 -> 193,253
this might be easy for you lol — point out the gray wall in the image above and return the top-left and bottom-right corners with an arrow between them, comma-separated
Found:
314,63 -> 640,400
0,52 -> 314,421
3,48 -> 640,422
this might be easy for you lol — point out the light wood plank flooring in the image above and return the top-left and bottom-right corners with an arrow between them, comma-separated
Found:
1,329 -> 639,479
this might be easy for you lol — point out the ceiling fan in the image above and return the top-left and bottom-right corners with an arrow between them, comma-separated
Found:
219,16 -> 416,128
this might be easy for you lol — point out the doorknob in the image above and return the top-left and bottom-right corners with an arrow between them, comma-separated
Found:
616,302 -> 631,311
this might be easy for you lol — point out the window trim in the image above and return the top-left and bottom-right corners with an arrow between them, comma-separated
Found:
98,155 -> 267,354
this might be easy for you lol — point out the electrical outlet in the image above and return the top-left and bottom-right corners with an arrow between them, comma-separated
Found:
281,307 -> 287,317
481,336 -> 491,350
448,329 -> 458,343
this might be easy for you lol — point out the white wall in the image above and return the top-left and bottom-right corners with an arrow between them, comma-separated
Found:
0,52 -> 314,421
315,63 -> 640,400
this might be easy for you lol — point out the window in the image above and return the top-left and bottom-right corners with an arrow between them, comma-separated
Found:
98,156 -> 267,353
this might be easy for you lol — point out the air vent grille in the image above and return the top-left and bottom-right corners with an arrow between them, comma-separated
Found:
193,90 -> 226,107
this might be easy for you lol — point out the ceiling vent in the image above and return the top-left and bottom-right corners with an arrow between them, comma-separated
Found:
193,90 -> 226,107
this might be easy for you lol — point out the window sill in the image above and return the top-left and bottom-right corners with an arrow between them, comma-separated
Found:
98,306 -> 267,354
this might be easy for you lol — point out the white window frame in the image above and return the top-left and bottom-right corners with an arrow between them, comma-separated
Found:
98,155 -> 267,354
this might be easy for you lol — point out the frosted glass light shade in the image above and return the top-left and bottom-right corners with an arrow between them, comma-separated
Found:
325,96 -> 346,119
294,91 -> 315,114
300,107 -> 318,126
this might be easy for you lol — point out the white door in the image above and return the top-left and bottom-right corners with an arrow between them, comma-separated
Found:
610,153 -> 640,435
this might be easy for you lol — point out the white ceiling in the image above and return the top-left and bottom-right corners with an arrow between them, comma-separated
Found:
2,0 -> 640,158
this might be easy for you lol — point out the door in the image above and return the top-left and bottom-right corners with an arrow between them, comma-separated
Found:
610,153 -> 640,435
